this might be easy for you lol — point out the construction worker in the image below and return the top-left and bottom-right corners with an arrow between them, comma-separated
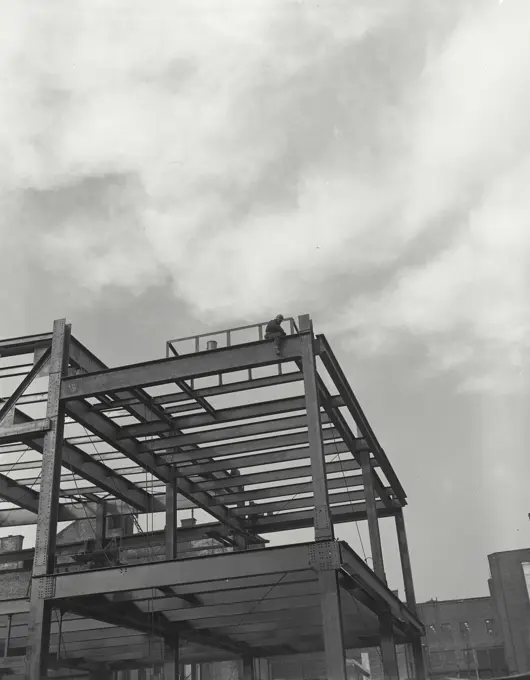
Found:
265,314 -> 286,355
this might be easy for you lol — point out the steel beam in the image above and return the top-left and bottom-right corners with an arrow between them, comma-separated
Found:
176,441 -> 361,477
50,544 -> 313,599
195,458 -> 360,492
411,637 -> 427,680
361,450 -> 386,583
0,419 -> 51,444
394,509 -> 417,614
252,502 -> 393,533
63,399 -> 254,539
26,319 -> 70,680
313,375 -> 394,511
242,657 -> 255,680
166,478 -> 177,561
319,571 -> 347,680
0,347 -> 51,426
379,612 -> 400,680
0,332 -> 52,358
92,372 -> 304,413
141,413 -> 330,453
0,473 -> 41,513
61,336 -> 304,400
11,407 -> 161,513
299,315 -> 333,541
162,428 -> 341,466
122,396 -> 343,439
339,543 -> 424,635
213,472 -> 364,506
232,488 -> 365,517
318,335 -> 406,504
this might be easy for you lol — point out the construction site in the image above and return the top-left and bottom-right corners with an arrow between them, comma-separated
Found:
0,314 -> 425,680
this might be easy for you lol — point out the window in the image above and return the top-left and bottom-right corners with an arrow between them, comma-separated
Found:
459,621 -> 470,638
441,623 -> 453,636
427,624 -> 436,635
485,619 -> 496,635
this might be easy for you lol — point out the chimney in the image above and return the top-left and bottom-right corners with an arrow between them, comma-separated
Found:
0,535 -> 24,571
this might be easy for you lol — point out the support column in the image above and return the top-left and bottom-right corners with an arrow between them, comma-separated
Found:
360,450 -> 385,582
395,509 -> 425,680
395,509 -> 416,612
411,637 -> 426,680
319,571 -> 347,680
166,477 -> 177,560
379,611 -> 400,680
164,644 -> 179,680
298,314 -> 334,542
95,502 -> 106,550
26,319 -> 70,680
165,480 -> 179,679
242,657 -> 255,680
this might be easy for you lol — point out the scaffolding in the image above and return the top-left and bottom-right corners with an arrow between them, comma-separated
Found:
0,314 -> 425,680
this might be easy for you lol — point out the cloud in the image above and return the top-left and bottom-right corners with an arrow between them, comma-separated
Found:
1,0 -> 530,390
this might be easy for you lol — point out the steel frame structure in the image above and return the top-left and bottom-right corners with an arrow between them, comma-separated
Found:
0,315 -> 425,680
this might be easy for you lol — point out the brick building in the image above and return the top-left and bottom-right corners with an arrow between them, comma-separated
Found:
363,548 -> 530,680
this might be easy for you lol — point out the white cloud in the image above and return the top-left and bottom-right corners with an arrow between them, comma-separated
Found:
2,0 -> 530,390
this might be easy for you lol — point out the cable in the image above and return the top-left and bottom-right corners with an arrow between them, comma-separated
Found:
331,437 -> 369,562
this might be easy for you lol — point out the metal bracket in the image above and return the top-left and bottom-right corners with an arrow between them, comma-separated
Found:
308,541 -> 342,572
36,576 -> 56,599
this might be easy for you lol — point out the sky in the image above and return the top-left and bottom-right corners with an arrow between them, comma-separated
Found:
0,0 -> 529,602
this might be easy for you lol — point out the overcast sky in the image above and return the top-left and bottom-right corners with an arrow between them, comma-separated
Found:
0,0 -> 529,602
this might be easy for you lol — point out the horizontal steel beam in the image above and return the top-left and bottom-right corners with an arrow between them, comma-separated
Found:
0,472 -> 40,513
11,408 -> 160,513
231,488 -> 366,517
50,544 -> 314,599
0,332 -> 52,358
122,395 -> 343,439
318,335 -> 407,504
93,372 -> 304,412
141,413 -> 330,453
212,472 -> 364,505
253,501 -> 394,533
178,440 -> 354,477
195,457 -> 361,492
61,336 -> 304,400
63,399 -> 254,539
0,419 -> 51,444
339,542 -> 424,634
162,428 -> 343,466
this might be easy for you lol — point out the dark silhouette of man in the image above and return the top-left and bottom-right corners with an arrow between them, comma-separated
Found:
265,314 -> 286,355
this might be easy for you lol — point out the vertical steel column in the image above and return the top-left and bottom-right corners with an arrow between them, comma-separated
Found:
319,571 -> 347,680
395,509 -> 425,680
411,638 -> 426,680
242,657 -> 255,680
395,509 -> 416,612
95,503 -> 106,550
164,645 -> 179,680
298,314 -> 334,542
360,450 -> 385,582
166,478 -> 177,560
26,319 -> 70,680
165,479 -> 179,679
379,612 -> 400,680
